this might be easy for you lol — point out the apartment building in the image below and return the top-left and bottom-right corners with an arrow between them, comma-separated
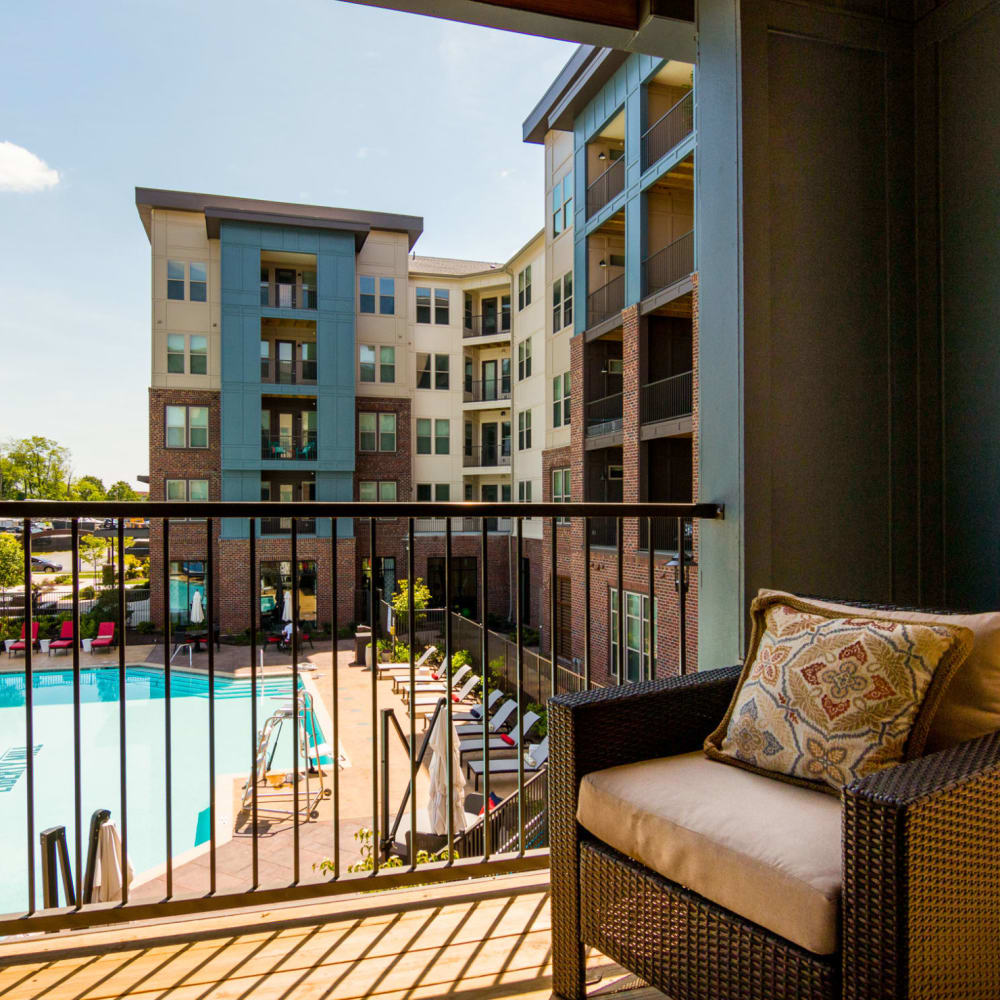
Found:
524,49 -> 698,684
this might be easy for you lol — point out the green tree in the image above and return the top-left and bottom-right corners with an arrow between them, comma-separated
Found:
106,481 -> 141,501
71,475 -> 106,502
0,437 -> 72,499
391,577 -> 432,631
79,534 -> 107,582
0,533 -> 24,612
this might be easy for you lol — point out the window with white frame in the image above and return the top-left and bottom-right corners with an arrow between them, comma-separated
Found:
416,353 -> 449,390
518,338 -> 532,380
517,265 -> 532,310
502,295 -> 511,331
379,278 -> 395,314
518,409 -> 532,450
435,419 -> 450,454
167,334 -> 185,373
415,287 -> 432,323
379,412 -> 396,451
166,260 -> 207,301
609,589 -> 656,683
416,418 -> 432,455
561,273 -> 572,328
359,345 -> 376,383
190,335 -> 207,374
359,276 -> 376,314
552,280 -> 562,331
359,412 -> 397,453
165,478 -> 209,501
380,346 -> 395,382
552,173 -> 573,235
552,466 -> 570,523
416,483 -> 451,501
189,262 -> 207,302
165,405 -> 208,448
359,480 -> 397,502
416,287 -> 451,325
518,479 -> 532,502
553,372 -> 572,427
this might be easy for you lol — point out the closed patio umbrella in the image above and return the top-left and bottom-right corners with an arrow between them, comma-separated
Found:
189,589 -> 204,625
281,589 -> 293,622
93,820 -> 133,903
427,709 -> 467,836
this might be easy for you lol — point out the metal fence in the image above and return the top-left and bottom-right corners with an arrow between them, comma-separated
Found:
641,90 -> 694,171
587,274 -> 625,328
640,370 -> 694,424
586,156 -> 625,217
0,498 -> 721,937
642,229 -> 694,298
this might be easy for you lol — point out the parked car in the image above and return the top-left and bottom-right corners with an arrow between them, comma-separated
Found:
31,556 -> 62,573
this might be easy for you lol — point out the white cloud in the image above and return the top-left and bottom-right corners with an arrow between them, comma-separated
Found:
0,141 -> 60,192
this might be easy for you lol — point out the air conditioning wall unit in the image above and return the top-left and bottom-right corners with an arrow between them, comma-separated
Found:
606,359 -> 624,375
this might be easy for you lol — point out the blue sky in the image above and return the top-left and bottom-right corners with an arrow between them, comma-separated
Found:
0,0 -> 576,489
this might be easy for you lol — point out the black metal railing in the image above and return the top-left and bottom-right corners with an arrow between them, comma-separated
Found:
260,357 -> 317,385
463,444 -> 512,468
642,229 -> 694,298
587,274 -> 625,328
586,157 -> 625,217
463,315 -> 510,339
464,378 -> 512,403
641,371 -> 693,424
641,91 -> 694,172
413,517 -> 513,534
0,498 -> 721,937
260,282 -> 317,310
260,516 -> 316,536
588,516 -> 618,548
585,393 -> 624,437
261,430 -> 317,460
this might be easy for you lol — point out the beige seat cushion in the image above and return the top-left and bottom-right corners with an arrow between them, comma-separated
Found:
760,589 -> 1000,753
577,752 -> 842,955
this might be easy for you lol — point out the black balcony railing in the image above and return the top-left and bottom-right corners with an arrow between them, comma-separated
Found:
0,497 -> 720,938
463,444 -> 512,468
639,515 -> 693,553
261,430 -> 317,460
641,91 -> 694,172
464,378 -> 512,403
587,274 -> 625,329
463,315 -> 510,339
260,282 -> 317,310
641,371 -> 693,425
586,157 -> 625,217
260,357 -> 317,385
585,392 -> 624,437
589,516 -> 618,547
642,229 -> 694,298
260,516 -> 317,535
414,516 -> 513,534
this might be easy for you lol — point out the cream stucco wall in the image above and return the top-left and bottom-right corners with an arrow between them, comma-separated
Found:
356,231 -> 411,397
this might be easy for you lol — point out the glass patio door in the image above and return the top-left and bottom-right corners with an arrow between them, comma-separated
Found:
482,360 -> 498,400
276,341 -> 294,383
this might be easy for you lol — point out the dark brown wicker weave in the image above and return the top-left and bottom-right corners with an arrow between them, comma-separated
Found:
549,614 -> 1000,1000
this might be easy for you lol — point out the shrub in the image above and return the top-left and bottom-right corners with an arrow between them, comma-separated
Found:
133,620 -> 156,634
80,586 -> 95,600
451,649 -> 472,673
53,574 -> 72,586
315,827 -> 455,877
0,618 -> 22,641
525,701 -> 548,739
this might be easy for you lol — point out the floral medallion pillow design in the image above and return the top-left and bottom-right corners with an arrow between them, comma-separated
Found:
704,595 -> 973,792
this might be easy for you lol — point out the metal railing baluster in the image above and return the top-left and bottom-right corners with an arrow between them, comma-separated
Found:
445,518 -> 454,865
291,518 -> 300,884
206,517 -> 216,894
648,516 -> 655,681
162,517 -> 173,899
516,520 -> 525,855
117,518 -> 128,904
584,517 -> 591,690
407,518 -> 417,869
71,519 -> 82,908
549,517 -> 556,699
22,520 -> 34,914
249,518 -> 259,890
330,519 -> 340,878
678,516 -> 687,675
369,517 -> 379,876
617,517 -> 624,684
480,518 -> 490,861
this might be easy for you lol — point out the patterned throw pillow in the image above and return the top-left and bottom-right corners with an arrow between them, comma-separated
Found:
704,594 -> 974,793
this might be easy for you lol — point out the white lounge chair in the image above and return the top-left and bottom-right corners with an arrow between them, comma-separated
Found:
458,711 -> 540,759
456,698 -> 517,738
466,736 -> 549,791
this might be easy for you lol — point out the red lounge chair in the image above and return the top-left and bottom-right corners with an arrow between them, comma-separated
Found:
49,621 -> 75,654
8,623 -> 39,657
90,622 -> 115,651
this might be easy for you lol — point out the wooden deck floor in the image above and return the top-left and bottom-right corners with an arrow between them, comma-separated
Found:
0,874 -> 665,1000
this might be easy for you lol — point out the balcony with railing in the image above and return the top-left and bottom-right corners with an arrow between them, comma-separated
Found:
641,90 -> 694,172
259,281 -> 317,310
260,429 -> 317,460
586,273 -> 625,329
463,444 -> 512,469
463,314 -> 511,340
585,392 -> 624,438
260,356 -> 317,385
641,370 -> 693,425
464,377 -> 512,404
642,229 -> 694,298
586,156 -> 625,218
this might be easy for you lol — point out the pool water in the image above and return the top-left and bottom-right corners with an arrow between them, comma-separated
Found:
0,667 -> 325,917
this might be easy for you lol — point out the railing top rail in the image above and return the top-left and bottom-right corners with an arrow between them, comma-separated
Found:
586,155 -> 625,195
643,370 -> 693,389
587,272 -> 625,303
642,89 -> 694,140
1,499 -> 724,520
587,391 -> 624,406
642,228 -> 695,265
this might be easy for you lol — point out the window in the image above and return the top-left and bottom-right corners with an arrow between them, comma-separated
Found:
379,480 -> 397,501
380,346 -> 395,382
260,560 -> 317,625
416,353 -> 449,390
502,294 -> 511,331
416,418 -> 432,455
359,345 -> 376,383
167,335 -> 185,373
518,409 -> 532,450
517,265 -> 532,310
518,338 -> 532,380
416,483 -> 432,501
167,260 -> 185,300
379,412 -> 396,451
358,412 -> 377,451
165,405 -> 208,449
562,272 -> 573,327
435,288 -> 449,324
190,335 -> 207,375
359,480 -> 377,502
416,287 -> 431,323
435,353 -> 449,390
552,279 -> 562,331
168,560 -> 205,627
165,479 -> 186,501
379,277 -> 395,314
610,589 -> 656,682
359,480 -> 395,502
435,419 -> 450,454
553,372 -> 571,427
464,421 -> 473,457
552,467 -> 570,523
552,173 -> 573,235
555,576 -> 572,659
427,555 -> 478,616
166,478 -> 208,502
518,479 -> 532,501
435,483 -> 450,501
609,253 -> 626,268
189,262 -> 207,302
464,293 -> 473,329
359,275 -> 376,314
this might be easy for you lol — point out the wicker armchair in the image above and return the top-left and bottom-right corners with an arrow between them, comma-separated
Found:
549,662 -> 1000,1000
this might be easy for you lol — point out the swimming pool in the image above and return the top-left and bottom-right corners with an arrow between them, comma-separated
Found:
0,666 -> 325,917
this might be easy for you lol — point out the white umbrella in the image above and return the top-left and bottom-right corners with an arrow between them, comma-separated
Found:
281,590 -> 293,622
427,710 -> 467,835
93,820 -> 133,903
189,589 -> 205,625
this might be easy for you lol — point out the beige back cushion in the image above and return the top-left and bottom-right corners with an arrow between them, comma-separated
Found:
760,590 -> 1000,753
